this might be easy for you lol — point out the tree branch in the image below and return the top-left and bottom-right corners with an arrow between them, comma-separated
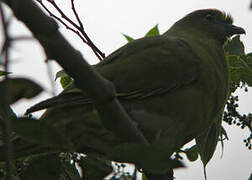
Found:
0,0 -> 149,145
0,5 -> 16,179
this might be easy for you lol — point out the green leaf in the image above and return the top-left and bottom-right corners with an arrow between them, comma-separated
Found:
55,70 -> 68,80
0,78 -> 43,104
0,138 -> 57,162
12,117 -> 73,151
248,173 -> 252,180
55,70 -> 73,89
196,121 -> 221,180
60,76 -> 73,89
79,155 -> 113,180
109,143 -> 184,173
195,122 -> 219,167
144,24 -> 160,37
243,54 -> 252,70
122,25 -> 159,42
11,175 -> 21,180
22,154 -> 62,180
224,35 -> 245,55
122,33 -> 135,42
61,161 -> 82,180
142,174 -> 148,180
184,145 -> 198,162
0,70 -> 11,76
227,55 -> 252,86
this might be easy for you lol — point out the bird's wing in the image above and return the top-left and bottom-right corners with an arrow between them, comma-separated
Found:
26,35 -> 200,114
95,35 -> 200,98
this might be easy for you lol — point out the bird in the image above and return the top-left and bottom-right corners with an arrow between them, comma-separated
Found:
25,9 -> 245,171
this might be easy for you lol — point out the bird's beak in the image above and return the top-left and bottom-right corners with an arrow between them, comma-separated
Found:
225,24 -> 246,36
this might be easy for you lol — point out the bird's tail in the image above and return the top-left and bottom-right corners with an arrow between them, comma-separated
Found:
25,92 -> 92,115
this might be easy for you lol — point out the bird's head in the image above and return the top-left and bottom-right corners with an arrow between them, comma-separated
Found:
168,9 -> 245,44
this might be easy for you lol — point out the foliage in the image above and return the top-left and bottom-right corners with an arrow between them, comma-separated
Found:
109,143 -> 184,173
55,70 -> 73,89
0,70 -> 11,76
223,36 -> 252,150
248,173 -> 252,180
0,12 -> 251,180
0,78 -> 43,104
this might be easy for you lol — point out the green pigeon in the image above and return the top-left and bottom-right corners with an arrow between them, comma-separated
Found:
26,9 -> 245,162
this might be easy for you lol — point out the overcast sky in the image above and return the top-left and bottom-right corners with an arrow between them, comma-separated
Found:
1,0 -> 252,179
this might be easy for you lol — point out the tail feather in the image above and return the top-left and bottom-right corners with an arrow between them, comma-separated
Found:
25,92 -> 92,114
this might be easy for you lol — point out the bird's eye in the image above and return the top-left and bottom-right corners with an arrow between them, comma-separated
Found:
205,14 -> 214,21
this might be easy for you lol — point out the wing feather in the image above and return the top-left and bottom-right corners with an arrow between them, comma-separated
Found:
26,35 -> 200,114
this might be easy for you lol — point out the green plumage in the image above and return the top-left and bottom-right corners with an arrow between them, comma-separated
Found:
27,9 -> 245,161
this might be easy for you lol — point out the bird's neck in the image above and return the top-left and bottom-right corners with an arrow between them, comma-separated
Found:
164,27 -> 221,45
163,26 -> 227,76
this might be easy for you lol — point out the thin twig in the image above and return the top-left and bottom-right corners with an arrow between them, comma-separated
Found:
0,5 -> 15,180
35,0 -> 105,60
70,0 -> 105,59
35,0 -> 104,61
36,0 -> 87,42
50,0 -> 105,60
71,0 -> 84,30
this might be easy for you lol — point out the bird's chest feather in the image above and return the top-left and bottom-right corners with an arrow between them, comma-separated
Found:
197,42 -> 228,108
